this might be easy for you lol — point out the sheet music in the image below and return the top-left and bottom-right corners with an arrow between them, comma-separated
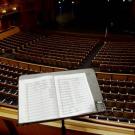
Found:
19,76 -> 59,124
54,73 -> 96,117
19,69 -> 105,124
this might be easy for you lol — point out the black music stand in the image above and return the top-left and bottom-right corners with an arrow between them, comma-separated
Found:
18,68 -> 106,135
61,119 -> 66,135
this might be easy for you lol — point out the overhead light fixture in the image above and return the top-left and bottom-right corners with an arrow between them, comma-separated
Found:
72,1 -> 75,4
58,1 -> 61,4
2,9 -> 7,14
12,7 -> 17,11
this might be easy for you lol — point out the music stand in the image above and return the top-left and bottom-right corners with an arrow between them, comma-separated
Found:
61,119 -> 66,135
18,69 -> 106,134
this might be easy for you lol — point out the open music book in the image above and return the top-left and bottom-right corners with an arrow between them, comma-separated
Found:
18,69 -> 105,124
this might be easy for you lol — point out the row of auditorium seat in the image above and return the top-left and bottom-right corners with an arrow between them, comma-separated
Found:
100,64 -> 135,74
92,60 -> 135,66
13,52 -> 80,69
88,109 -> 135,123
100,85 -> 135,95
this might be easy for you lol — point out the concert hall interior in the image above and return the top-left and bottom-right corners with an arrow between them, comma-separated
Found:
0,0 -> 135,135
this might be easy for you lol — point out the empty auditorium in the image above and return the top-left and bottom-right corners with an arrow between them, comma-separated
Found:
0,0 -> 135,135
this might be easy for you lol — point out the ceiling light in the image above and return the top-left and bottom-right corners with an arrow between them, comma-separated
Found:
12,7 -> 17,11
2,9 -> 6,14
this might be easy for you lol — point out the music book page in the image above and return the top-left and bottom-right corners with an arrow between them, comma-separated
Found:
55,73 -> 96,117
19,76 -> 59,124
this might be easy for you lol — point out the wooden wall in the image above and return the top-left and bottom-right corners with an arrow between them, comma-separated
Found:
132,0 -> 135,19
16,0 -> 41,30
0,0 -> 19,31
16,0 -> 56,30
